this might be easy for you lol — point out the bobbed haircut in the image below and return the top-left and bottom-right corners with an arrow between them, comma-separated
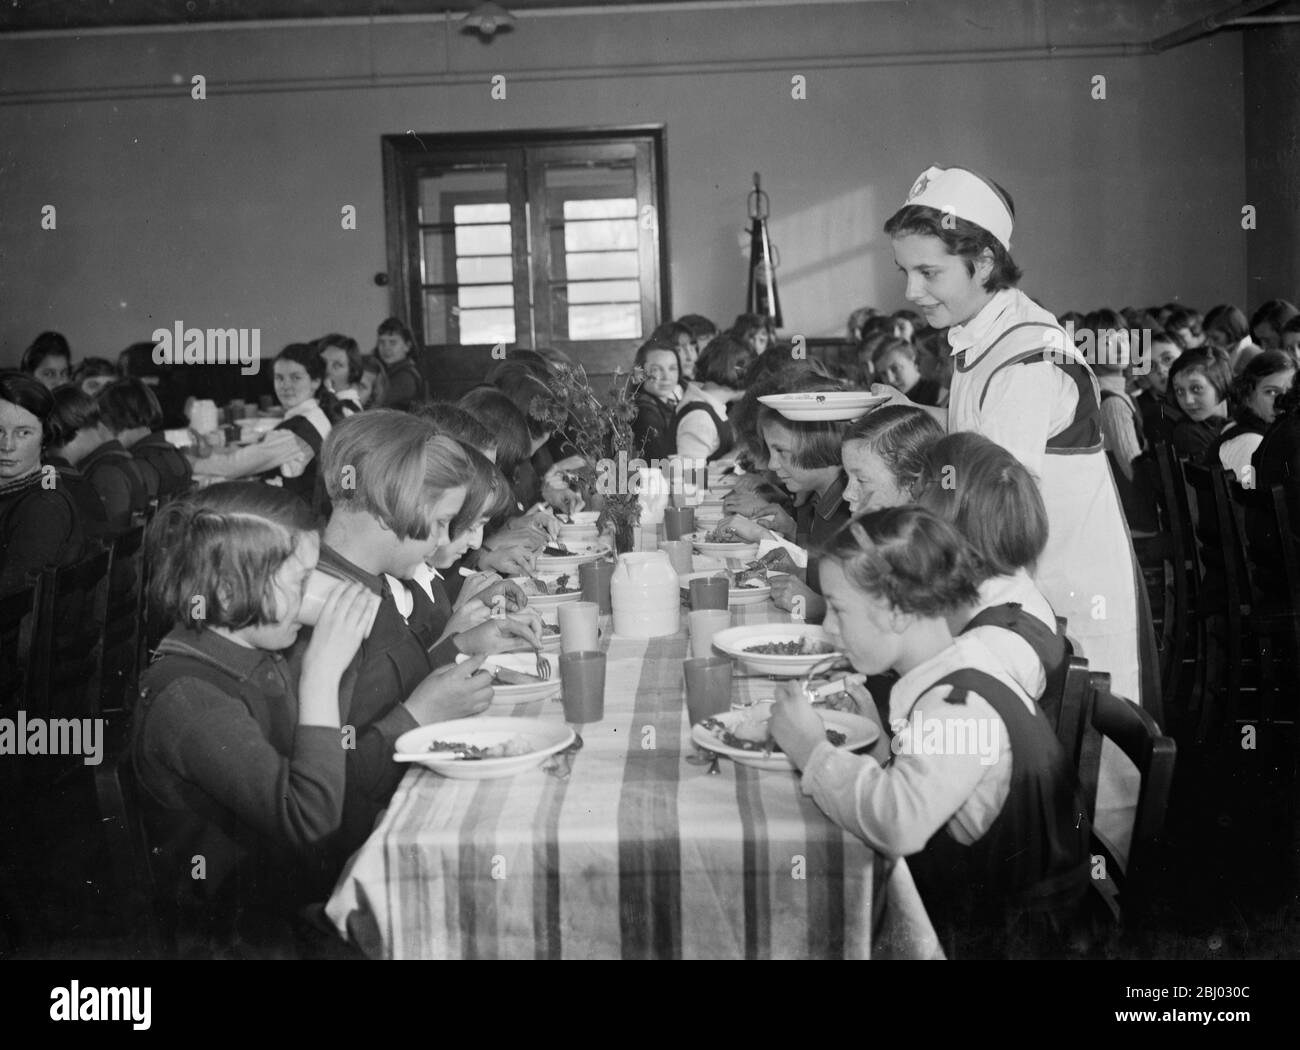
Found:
47,385 -> 102,448
491,364 -> 557,441
841,405 -> 944,499
1250,299 -> 1299,340
451,440 -> 513,539
457,385 -> 531,482
412,400 -> 497,454
377,316 -> 415,345
0,370 -> 56,444
731,362 -> 829,464
755,376 -> 854,471
21,331 -> 71,374
321,411 -> 476,541
1230,349 -> 1297,411
316,334 -> 364,385
1167,348 -> 1233,404
694,333 -> 755,388
97,378 -> 164,432
868,335 -> 916,367
650,320 -> 691,345
1203,304 -> 1249,345
915,432 -> 1048,580
634,337 -> 682,375
74,357 -> 116,383
359,356 -> 388,407
147,481 -> 319,631
676,314 -> 718,340
884,190 -> 1022,293
818,505 -> 982,618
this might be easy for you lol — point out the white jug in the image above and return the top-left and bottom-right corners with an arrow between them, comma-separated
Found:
610,551 -> 680,638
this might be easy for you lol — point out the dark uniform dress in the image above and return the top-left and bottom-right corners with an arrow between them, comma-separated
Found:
80,439 -> 151,533
793,472 -> 850,600
902,667 -> 1090,959
632,390 -> 679,461
674,398 -> 735,462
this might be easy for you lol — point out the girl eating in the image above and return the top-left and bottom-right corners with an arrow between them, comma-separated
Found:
133,481 -> 380,957
770,505 -> 1089,959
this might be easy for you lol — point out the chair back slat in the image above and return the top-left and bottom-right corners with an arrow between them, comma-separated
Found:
101,524 -> 147,713
1083,671 -> 1177,924
1055,656 -> 1093,773
0,580 -> 39,712
29,545 -> 111,723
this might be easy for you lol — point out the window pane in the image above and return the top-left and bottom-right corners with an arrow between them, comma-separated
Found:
565,250 -> 639,280
424,291 -> 452,345
456,255 -> 513,284
564,279 -> 642,305
564,198 -> 637,220
420,231 -> 457,285
564,219 -> 638,252
460,309 -> 515,346
458,284 -> 514,309
454,202 -> 510,224
418,167 -> 508,224
567,303 -> 641,341
543,163 -> 636,196
456,224 -> 512,256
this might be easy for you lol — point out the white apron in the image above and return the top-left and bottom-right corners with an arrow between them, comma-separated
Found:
946,289 -> 1147,865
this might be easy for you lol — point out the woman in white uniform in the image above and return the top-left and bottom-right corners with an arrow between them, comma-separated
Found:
871,165 -> 1158,865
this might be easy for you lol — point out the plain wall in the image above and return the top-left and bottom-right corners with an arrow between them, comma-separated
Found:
0,1 -> 1249,369
1245,21 -> 1300,312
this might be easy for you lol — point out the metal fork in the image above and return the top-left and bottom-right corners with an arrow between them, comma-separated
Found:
533,646 -> 552,680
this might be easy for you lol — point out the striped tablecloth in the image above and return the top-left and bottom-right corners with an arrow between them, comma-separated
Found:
324,600 -> 942,959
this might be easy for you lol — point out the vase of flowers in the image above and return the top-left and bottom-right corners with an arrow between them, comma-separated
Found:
531,363 -> 646,554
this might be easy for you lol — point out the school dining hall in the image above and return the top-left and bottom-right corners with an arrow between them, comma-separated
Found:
1,0 -> 1298,987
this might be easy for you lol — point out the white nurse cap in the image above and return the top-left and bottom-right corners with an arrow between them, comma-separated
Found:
902,165 -> 1014,250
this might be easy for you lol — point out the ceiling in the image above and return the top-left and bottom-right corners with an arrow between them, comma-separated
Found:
2,0 -> 1296,36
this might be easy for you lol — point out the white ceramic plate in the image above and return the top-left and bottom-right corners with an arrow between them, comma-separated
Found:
678,570 -> 772,606
687,530 -> 760,562
691,705 -> 877,771
757,392 -> 890,422
509,573 -> 584,608
537,541 -> 611,572
455,652 -> 561,704
395,717 -> 573,779
710,623 -> 843,677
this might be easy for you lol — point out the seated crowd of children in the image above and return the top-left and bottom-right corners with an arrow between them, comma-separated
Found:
1,291 -> 1295,959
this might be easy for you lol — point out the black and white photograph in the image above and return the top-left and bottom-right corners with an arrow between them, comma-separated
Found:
0,0 -> 1297,995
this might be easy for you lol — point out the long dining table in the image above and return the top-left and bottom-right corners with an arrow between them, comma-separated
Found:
324,592 -> 942,959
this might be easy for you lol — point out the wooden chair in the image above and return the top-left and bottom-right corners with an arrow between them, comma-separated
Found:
92,718 -> 169,957
0,580 -> 39,713
101,524 -> 147,714
1055,656 -> 1093,772
1078,672 -> 1177,927
1133,442 -> 1198,717
28,545 -> 111,726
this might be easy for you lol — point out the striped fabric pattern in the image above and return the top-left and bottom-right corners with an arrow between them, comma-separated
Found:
325,601 -> 941,959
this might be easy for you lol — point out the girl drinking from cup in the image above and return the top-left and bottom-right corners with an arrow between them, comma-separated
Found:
770,506 -> 1088,959
133,482 -> 380,957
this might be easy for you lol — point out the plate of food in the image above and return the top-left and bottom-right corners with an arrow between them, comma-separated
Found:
455,652 -> 561,703
537,540 -> 611,572
511,572 -> 584,608
688,529 -> 760,562
394,717 -> 574,779
678,566 -> 772,606
538,621 -> 563,652
757,392 -> 891,422
710,624 -> 843,676
691,703 -> 876,771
